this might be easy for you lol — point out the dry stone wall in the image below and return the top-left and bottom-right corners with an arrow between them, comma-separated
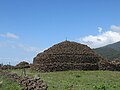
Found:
99,60 -> 120,71
0,71 -> 48,90
0,65 -> 14,70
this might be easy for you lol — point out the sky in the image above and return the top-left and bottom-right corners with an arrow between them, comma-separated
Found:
0,0 -> 120,65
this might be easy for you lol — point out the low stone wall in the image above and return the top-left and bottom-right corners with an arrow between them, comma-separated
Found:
0,71 -> 48,90
0,65 -> 14,70
99,62 -> 120,71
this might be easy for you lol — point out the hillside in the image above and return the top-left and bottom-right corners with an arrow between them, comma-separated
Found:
94,41 -> 120,60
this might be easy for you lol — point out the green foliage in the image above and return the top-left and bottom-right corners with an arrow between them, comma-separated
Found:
0,75 -> 22,90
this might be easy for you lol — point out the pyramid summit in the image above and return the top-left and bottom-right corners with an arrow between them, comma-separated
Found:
32,41 -> 103,72
37,41 -> 95,55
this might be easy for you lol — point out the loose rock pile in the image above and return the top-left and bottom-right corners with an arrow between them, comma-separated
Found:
0,71 -> 48,90
32,41 -> 104,72
15,61 -> 30,69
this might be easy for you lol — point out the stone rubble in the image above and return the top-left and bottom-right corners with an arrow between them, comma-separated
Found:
0,71 -> 48,90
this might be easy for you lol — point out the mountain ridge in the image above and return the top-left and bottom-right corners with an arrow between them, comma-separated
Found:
94,41 -> 120,60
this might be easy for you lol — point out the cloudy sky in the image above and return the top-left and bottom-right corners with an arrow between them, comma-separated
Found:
0,0 -> 120,65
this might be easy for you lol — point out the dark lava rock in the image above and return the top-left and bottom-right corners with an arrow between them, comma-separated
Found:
32,41 -> 104,72
15,61 -> 30,69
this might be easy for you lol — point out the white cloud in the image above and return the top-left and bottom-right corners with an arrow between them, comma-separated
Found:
0,40 -> 41,53
17,44 -> 41,53
80,25 -> 120,48
0,41 -> 8,47
110,25 -> 120,33
98,27 -> 102,33
0,57 -> 19,65
0,42 -> 42,65
0,32 -> 19,39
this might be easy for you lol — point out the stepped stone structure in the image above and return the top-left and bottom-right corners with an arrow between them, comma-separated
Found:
32,41 -> 104,72
15,61 -> 30,69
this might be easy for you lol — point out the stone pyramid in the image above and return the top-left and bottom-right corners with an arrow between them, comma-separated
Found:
32,41 -> 103,72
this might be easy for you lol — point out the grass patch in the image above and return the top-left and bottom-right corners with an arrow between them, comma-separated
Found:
0,75 -> 22,90
11,69 -> 120,90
